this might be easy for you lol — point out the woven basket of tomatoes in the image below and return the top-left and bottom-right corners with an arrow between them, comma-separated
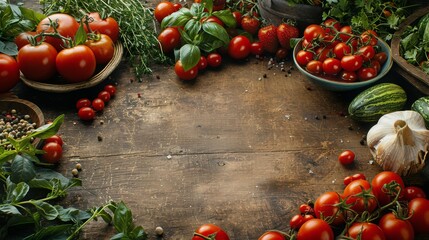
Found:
17,13 -> 123,93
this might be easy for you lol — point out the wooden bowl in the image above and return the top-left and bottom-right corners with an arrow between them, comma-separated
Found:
391,5 -> 429,95
0,98 -> 45,147
20,41 -> 123,93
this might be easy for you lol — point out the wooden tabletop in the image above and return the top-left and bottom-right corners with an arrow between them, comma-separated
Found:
10,1 -> 429,239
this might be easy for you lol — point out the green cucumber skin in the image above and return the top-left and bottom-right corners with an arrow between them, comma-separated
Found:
348,83 -> 407,122
411,96 -> 429,127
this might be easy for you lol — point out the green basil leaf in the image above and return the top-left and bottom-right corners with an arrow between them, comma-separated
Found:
0,204 -> 21,215
190,2 -> 204,16
179,29 -> 194,45
110,233 -> 125,240
55,205 -> 91,223
74,22 -> 87,46
29,114 -> 64,140
212,10 -> 236,28
0,150 -> 16,166
202,0 -> 213,14
24,224 -> 72,240
28,178 -> 53,190
129,226 -> 147,239
8,182 -> 29,203
179,44 -> 200,71
184,19 -> 202,40
10,154 -> 35,183
161,9 -> 192,29
199,33 -> 226,52
0,41 -> 18,55
113,201 -> 133,234
202,22 -> 229,44
33,201 -> 58,220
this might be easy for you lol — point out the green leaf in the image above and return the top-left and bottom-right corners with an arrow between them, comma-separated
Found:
184,19 -> 201,41
8,182 -> 29,203
212,10 -> 236,28
0,41 -> 18,55
0,204 -> 21,215
29,115 -> 64,140
129,226 -> 147,240
201,0 -> 213,14
179,44 -> 200,71
202,22 -> 229,44
199,33 -> 225,52
0,150 -> 16,165
10,154 -> 36,183
113,201 -> 133,234
33,201 -> 58,220
161,9 -> 192,29
28,178 -> 53,190
110,232 -> 125,240
23,224 -> 72,240
55,205 -> 91,223
400,32 -> 419,54
74,22 -> 87,46
190,2 -> 204,16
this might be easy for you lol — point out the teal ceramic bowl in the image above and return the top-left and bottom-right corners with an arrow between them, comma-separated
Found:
293,38 -> 393,91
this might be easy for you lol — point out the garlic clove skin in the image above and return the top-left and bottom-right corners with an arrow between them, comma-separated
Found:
367,110 -> 429,176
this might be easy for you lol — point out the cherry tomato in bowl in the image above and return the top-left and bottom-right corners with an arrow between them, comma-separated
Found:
0,54 -> 20,93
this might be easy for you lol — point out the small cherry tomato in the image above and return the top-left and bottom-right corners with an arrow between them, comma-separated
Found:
299,204 -> 314,215
98,90 -> 111,102
344,176 -> 353,186
358,67 -> 377,81
76,98 -> 92,110
92,98 -> 105,111
175,60 -> 199,80
374,52 -> 388,65
0,53 -> 20,93
258,231 -> 285,240
228,35 -> 251,60
250,42 -> 263,56
360,30 -> 378,46
290,214 -> 304,230
338,150 -> 355,165
104,84 -> 116,96
295,50 -> 314,66
197,56 -> 208,71
44,135 -> 63,146
352,173 -> 366,181
306,60 -> 323,74
192,224 -> 229,240
154,1 -> 176,23
78,107 -> 95,121
322,58 -> 342,75
207,53 -> 222,68
404,186 -> 427,201
42,142 -> 63,163
340,71 -> 358,82
173,3 -> 182,11
158,27 -> 181,53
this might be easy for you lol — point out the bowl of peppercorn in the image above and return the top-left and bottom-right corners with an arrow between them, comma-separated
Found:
0,98 -> 45,148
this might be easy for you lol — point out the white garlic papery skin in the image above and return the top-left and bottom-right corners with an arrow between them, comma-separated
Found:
367,110 -> 429,176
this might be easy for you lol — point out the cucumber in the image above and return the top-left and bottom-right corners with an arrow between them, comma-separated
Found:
411,96 -> 429,128
348,83 -> 407,122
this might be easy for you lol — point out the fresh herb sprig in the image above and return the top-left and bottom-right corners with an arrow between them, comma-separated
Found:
0,115 -> 147,240
40,0 -> 169,78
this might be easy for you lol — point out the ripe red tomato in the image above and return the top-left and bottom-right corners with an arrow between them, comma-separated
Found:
56,45 -> 96,83
374,52 -> 388,65
17,42 -> 58,82
0,54 -> 20,93
258,231 -> 285,240
404,186 -> 427,201
370,60 -> 381,73
358,67 -> 377,81
299,204 -> 314,215
154,1 -> 176,23
371,171 -> 405,206
295,50 -> 314,66
36,13 -> 79,52
174,60 -> 198,80
85,12 -> 120,43
42,142 -> 63,163
197,56 -> 208,70
202,16 -> 224,27
76,98 -> 91,109
78,107 -> 95,121
339,25 -> 353,42
232,11 -> 242,27
104,84 -> 116,96
315,47 -> 331,62
352,173 -> 366,181
207,53 -> 222,67
303,24 -> 325,42
343,179 -> 377,214
173,3 -> 182,11
192,224 -> 229,240
296,219 -> 334,240
408,198 -> 429,234
250,42 -> 263,56
158,27 -> 181,53
340,71 -> 358,82
85,34 -> 114,65
44,135 -> 63,146
360,30 -> 378,46
338,150 -> 355,165
92,98 -> 105,111
228,35 -> 251,60
314,191 -> 344,226
378,213 -> 414,240
357,45 -> 376,61
241,16 -> 260,35
98,90 -> 111,102
333,42 -> 351,59
14,31 -> 39,50
323,18 -> 341,33
340,55 -> 363,72
347,222 -> 386,240
322,58 -> 342,75
306,60 -> 323,74
290,214 -> 304,230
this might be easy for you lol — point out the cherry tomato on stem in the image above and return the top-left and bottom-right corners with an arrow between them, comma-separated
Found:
42,142 -> 63,164
192,224 -> 229,240
85,33 -> 114,65
0,54 -> 20,93
56,45 -> 96,83
85,12 -> 120,43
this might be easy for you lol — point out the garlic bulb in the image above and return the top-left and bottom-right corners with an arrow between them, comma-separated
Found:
367,110 -> 429,176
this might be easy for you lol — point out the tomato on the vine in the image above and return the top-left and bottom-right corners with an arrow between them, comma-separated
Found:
14,31 -> 39,50
36,13 -> 79,52
17,42 -> 58,82
175,60 -> 198,80
347,222 -> 386,240
343,179 -> 377,214
378,213 -> 414,240
295,50 -> 314,66
232,11 -> 242,27
85,12 -> 120,43
296,219 -> 334,240
338,150 -> 355,165
306,60 -> 323,74
357,45 -> 376,61
78,107 -> 95,121
303,24 -> 325,42
314,191 -> 344,226
154,1 -> 176,23
339,25 -> 353,42
358,67 -> 377,81
192,224 -> 229,240
341,55 -> 363,72
92,98 -> 105,111
408,198 -> 429,234
316,47 -> 331,62
158,27 -> 181,53
258,231 -> 285,240
371,171 -> 405,206
290,214 -> 304,230
360,30 -> 378,46
322,58 -> 342,75
42,142 -> 63,164
85,33 -> 114,65
340,71 -> 358,82
323,18 -> 341,33
374,52 -> 388,65
228,35 -> 251,60
0,53 -> 20,93
333,42 -> 351,59
56,45 -> 97,83
299,203 -> 314,215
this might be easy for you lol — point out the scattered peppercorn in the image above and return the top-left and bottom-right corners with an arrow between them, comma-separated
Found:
75,163 -> 82,170
155,226 -> 164,236
71,168 -> 79,177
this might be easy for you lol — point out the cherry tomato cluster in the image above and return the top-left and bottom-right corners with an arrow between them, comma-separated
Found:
76,84 -> 116,121
192,223 -> 229,240
41,134 -> 64,164
295,19 -> 389,83
15,12 -> 119,84
257,171 -> 429,240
